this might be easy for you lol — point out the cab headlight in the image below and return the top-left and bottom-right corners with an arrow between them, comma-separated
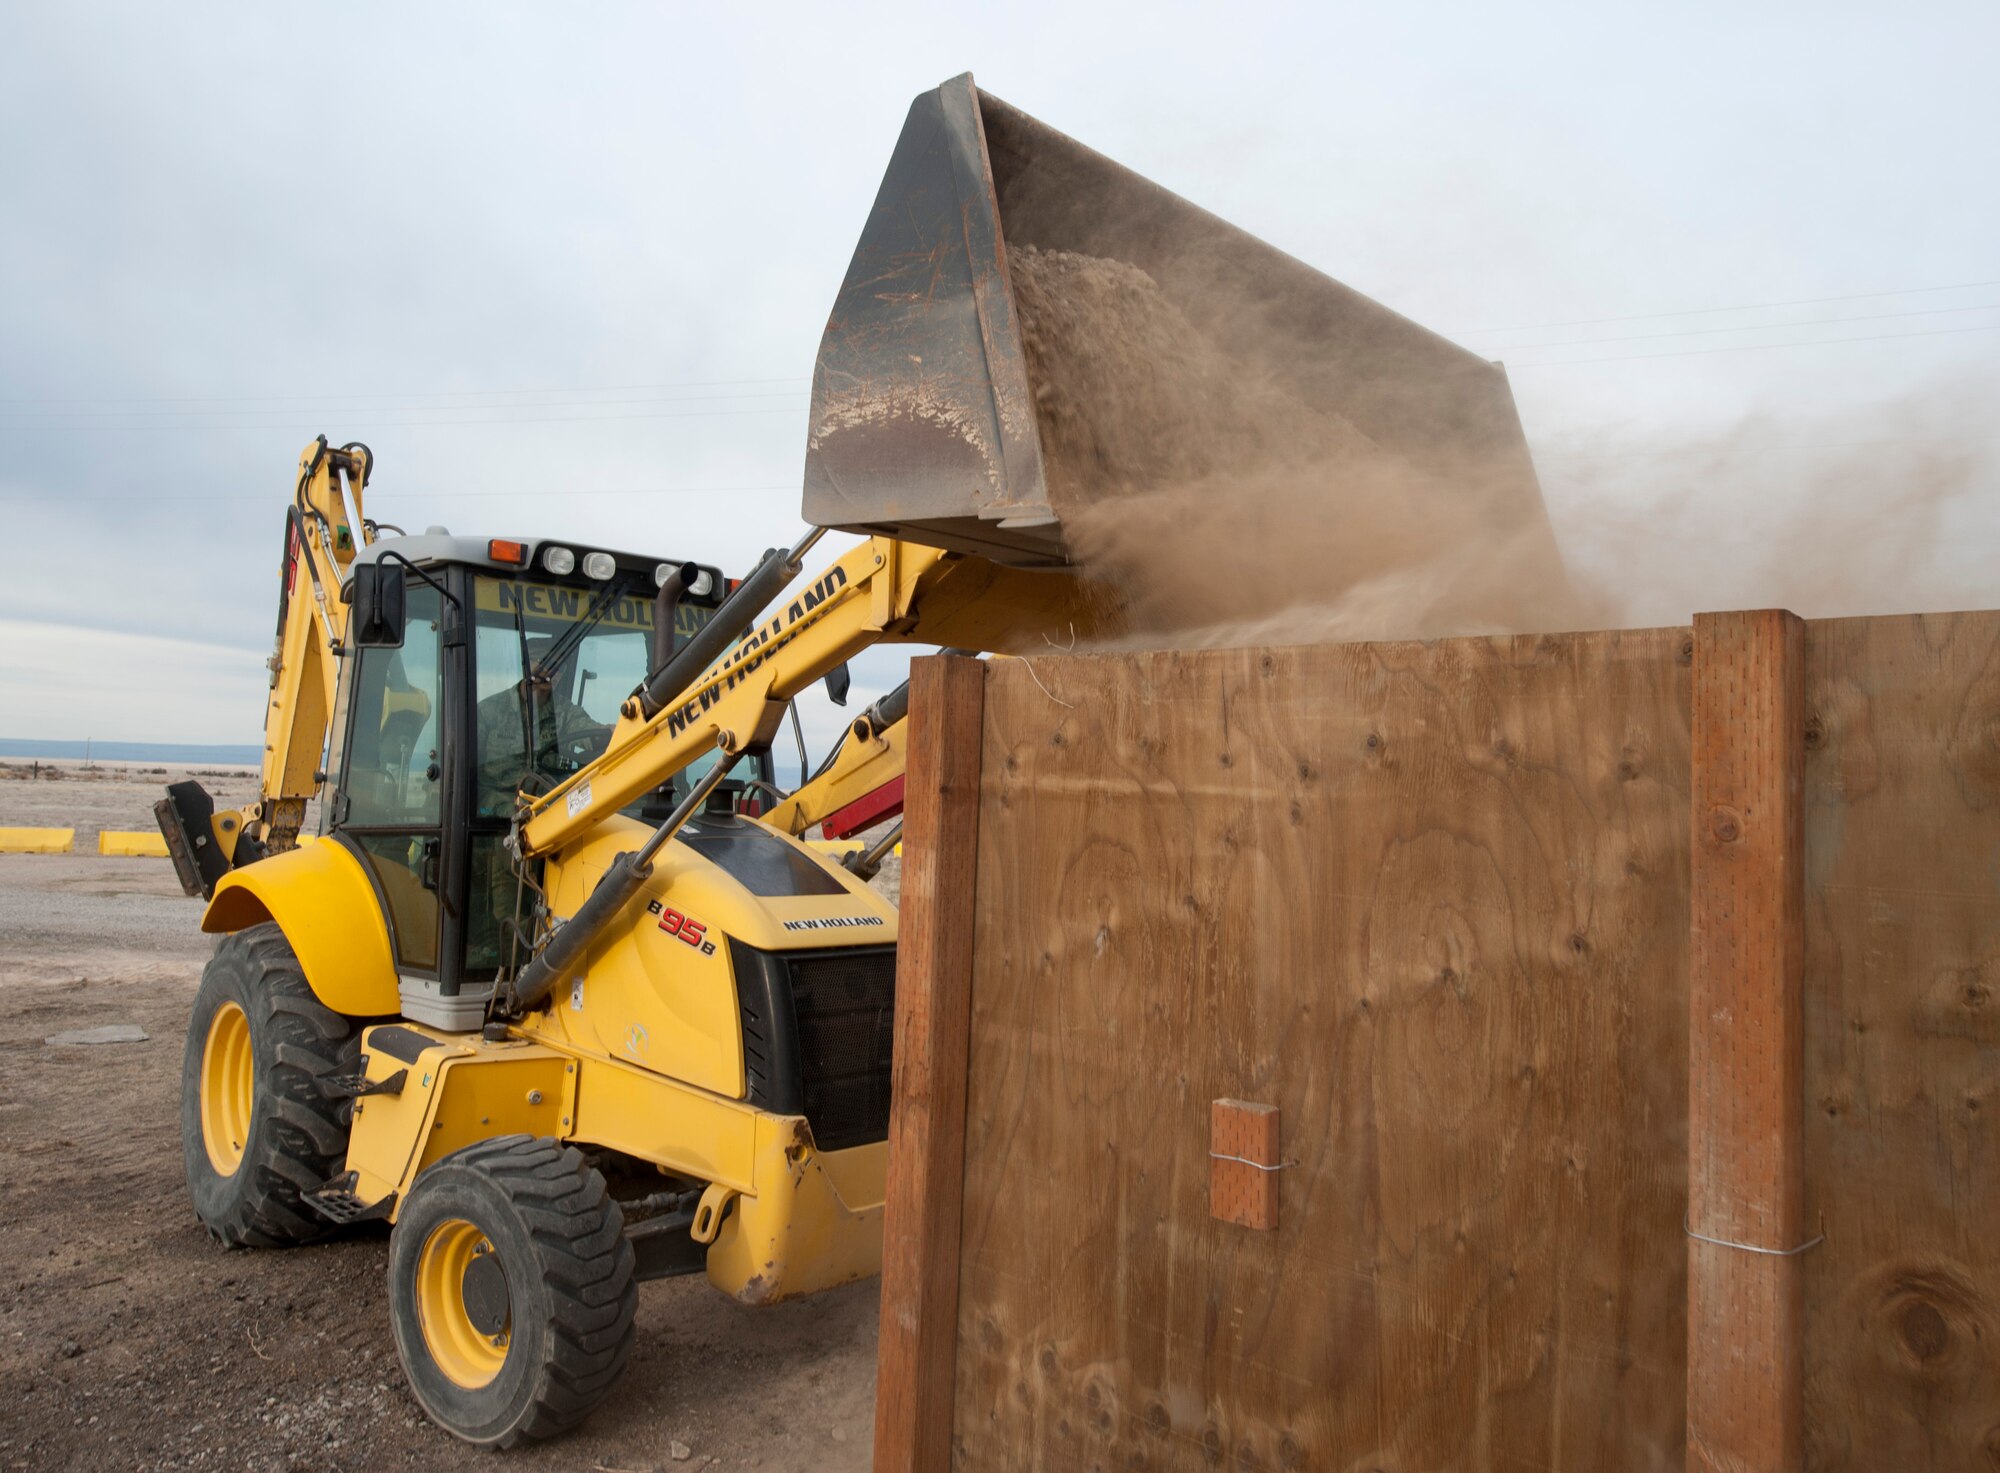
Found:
541,545 -> 576,576
581,551 -> 616,581
655,562 -> 715,597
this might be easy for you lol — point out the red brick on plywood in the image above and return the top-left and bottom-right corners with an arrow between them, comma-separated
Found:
1211,1099 -> 1280,1230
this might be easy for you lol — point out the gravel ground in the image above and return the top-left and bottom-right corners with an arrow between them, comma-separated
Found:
0,772 -> 880,1472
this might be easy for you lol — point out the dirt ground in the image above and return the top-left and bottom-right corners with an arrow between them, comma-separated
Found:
0,768 -> 879,1472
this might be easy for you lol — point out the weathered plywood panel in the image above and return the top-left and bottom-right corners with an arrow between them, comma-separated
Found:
1803,613 -> 2000,1471
952,632 -> 1693,1472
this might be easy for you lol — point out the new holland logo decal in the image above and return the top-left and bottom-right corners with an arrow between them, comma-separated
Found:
664,566 -> 849,738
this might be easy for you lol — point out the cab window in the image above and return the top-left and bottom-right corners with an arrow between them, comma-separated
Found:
471,574 -> 708,817
342,583 -> 442,827
338,581 -> 444,973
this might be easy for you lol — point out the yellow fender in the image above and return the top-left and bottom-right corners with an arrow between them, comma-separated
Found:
201,839 -> 400,1017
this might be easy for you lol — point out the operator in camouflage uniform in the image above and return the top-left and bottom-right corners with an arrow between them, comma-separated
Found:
474,637 -> 615,818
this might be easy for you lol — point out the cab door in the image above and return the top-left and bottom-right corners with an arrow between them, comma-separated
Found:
331,580 -> 458,983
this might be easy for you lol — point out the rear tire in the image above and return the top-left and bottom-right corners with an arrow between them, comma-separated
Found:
181,922 -> 358,1247
387,1136 -> 637,1447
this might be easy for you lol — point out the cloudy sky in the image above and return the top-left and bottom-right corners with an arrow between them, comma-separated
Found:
2,1 -> 1995,754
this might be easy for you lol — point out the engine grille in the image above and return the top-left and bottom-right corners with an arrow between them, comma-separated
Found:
731,941 -> 897,1153
788,949 -> 897,1152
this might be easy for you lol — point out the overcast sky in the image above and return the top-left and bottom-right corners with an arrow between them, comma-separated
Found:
2,1 -> 1995,752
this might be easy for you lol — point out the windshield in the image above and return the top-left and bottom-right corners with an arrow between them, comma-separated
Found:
472,573 -> 717,817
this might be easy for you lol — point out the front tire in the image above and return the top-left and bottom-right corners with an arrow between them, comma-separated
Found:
387,1136 -> 637,1448
181,922 -> 359,1247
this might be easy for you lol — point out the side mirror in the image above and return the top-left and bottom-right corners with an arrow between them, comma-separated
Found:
349,563 -> 406,649
823,661 -> 852,707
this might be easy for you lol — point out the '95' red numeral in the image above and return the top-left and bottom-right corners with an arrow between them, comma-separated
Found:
657,907 -> 707,949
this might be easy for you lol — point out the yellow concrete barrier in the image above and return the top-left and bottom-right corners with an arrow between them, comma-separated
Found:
0,827 -> 75,855
98,830 -> 169,857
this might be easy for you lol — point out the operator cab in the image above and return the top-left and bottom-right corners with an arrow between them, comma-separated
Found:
331,531 -> 771,1029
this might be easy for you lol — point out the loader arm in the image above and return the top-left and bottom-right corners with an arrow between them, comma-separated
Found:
517,537 -> 1097,859
764,700 -> 909,841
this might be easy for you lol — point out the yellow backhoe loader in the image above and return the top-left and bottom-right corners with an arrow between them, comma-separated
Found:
160,73 -> 1566,1446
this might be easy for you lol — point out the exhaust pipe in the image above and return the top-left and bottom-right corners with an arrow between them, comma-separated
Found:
638,528 -> 825,719
651,561 -> 698,671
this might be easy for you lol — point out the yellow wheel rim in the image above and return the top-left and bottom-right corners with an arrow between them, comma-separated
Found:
198,1000 -> 254,1176
415,1218 -> 511,1389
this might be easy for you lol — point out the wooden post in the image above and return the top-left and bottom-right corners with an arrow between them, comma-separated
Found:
873,654 -> 986,1473
1687,609 -> 1807,1473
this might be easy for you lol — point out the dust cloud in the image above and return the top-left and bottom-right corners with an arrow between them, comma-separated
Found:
1009,243 -> 1589,646
1007,243 -> 1995,644
1544,383 -> 1998,628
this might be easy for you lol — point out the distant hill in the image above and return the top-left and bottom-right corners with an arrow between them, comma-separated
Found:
0,738 -> 261,766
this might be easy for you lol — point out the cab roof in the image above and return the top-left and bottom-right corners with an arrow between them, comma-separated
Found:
345,529 -> 726,593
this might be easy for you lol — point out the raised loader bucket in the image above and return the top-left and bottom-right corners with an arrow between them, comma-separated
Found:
804,72 -> 1565,598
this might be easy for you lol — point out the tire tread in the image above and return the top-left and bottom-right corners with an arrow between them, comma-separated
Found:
183,923 -> 359,1249
392,1134 -> 637,1447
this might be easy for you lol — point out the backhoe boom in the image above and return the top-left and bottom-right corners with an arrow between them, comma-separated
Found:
156,436 -> 373,893
258,438 -> 372,849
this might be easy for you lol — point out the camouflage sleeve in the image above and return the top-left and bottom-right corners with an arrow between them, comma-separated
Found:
474,688 -> 528,817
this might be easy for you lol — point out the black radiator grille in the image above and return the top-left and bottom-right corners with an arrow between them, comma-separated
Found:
788,948 -> 897,1152
731,940 -> 897,1153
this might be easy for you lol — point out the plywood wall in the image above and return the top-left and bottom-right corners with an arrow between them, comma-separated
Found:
1802,613 -> 2000,1471
949,632 -> 1694,1471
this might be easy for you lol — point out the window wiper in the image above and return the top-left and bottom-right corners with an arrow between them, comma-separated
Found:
511,597 -> 539,798
531,578 -> 629,686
